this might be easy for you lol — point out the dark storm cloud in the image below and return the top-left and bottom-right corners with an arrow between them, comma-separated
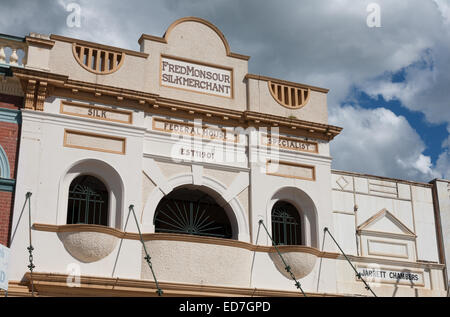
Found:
0,0 -> 68,36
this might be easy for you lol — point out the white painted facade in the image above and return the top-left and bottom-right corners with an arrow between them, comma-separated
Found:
2,17 -> 448,297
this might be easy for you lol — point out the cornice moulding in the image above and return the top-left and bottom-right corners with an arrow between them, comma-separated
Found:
17,272 -> 341,297
332,169 -> 433,188
25,36 -> 55,48
33,223 -> 335,258
50,34 -> 149,59
21,109 -> 147,137
246,73 -> 329,94
356,229 -> 417,240
10,67 -> 342,141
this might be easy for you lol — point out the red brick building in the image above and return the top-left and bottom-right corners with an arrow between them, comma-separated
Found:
0,81 -> 23,247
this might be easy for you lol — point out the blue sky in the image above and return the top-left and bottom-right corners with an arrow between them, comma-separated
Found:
1,0 -> 449,182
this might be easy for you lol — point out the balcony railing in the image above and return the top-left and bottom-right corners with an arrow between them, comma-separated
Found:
0,33 -> 27,67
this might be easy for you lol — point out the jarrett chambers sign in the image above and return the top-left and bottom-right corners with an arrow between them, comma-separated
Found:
161,56 -> 233,98
356,266 -> 424,286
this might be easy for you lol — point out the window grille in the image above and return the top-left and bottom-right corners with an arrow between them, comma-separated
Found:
67,175 -> 108,226
271,201 -> 302,245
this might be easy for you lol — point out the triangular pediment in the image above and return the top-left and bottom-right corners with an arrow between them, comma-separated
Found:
357,209 -> 415,237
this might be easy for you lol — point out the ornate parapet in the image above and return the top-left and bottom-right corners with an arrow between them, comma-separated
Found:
0,34 -> 27,67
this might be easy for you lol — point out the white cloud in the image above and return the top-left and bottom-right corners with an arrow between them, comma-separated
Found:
434,0 -> 450,24
435,151 -> 450,179
329,105 -> 441,181
435,127 -> 450,178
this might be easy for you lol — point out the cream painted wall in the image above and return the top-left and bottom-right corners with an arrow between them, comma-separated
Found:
49,41 -> 149,92
156,161 -> 192,179
330,172 -> 442,268
140,21 -> 248,112
411,186 -> 440,263
247,78 -> 329,124
9,104 -> 147,281
203,167 -> 239,187
434,180 -> 450,288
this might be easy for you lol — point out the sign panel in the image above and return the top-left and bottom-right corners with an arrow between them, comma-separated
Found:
161,55 -> 233,98
179,147 -> 216,161
261,134 -> 318,154
356,266 -> 424,286
152,118 -> 237,142
60,101 -> 133,124
0,244 -> 10,291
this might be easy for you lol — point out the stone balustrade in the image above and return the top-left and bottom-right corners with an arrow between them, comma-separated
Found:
0,34 -> 27,67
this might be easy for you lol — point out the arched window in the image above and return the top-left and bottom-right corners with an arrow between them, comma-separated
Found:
67,175 -> 108,226
0,145 -> 11,179
271,201 -> 302,246
154,187 -> 232,239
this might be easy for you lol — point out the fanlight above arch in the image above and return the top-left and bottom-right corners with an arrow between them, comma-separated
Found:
154,187 -> 233,239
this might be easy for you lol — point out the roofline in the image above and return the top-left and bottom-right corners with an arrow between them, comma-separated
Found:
138,16 -> 250,61
429,178 -> 450,184
245,74 -> 329,94
332,169 -> 433,188
0,33 -> 25,42
50,34 -> 149,58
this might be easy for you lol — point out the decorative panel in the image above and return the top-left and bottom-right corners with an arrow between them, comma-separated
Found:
266,160 -> 315,181
72,43 -> 124,74
268,81 -> 310,109
64,129 -> 126,155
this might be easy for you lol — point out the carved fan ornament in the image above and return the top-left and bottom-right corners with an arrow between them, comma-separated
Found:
268,81 -> 311,109
72,43 -> 125,75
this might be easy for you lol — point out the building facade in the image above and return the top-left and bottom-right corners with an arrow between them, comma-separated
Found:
0,17 -> 448,297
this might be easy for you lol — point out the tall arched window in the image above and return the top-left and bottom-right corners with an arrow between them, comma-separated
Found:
271,201 -> 302,245
154,187 -> 232,239
67,175 -> 108,226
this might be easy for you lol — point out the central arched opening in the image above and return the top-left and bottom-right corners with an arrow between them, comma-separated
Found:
153,186 -> 233,239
